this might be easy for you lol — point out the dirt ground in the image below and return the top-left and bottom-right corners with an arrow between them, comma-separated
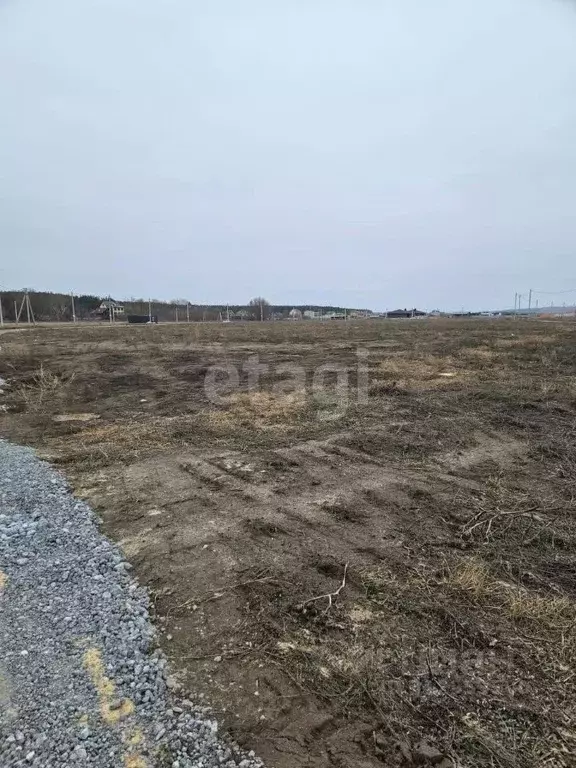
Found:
1,318 -> 576,768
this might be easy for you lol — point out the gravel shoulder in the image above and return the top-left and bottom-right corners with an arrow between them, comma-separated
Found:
0,440 -> 264,768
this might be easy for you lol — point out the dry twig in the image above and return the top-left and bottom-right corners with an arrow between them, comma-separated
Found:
303,563 -> 349,613
172,571 -> 277,613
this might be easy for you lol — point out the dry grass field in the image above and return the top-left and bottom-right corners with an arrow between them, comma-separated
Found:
1,318 -> 576,767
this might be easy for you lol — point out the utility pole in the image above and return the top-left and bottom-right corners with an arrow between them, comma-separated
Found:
175,307 -> 179,323
518,294 -> 522,311
71,293 -> 76,323
16,295 -> 26,323
14,300 -> 18,325
27,294 -> 35,324
109,298 -> 113,325
0,296 -> 3,327
148,299 -> 152,323
514,292 -> 517,314
186,303 -> 190,323
260,300 -> 263,322
528,288 -> 532,311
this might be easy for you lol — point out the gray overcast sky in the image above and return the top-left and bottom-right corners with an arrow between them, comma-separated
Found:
1,0 -> 576,310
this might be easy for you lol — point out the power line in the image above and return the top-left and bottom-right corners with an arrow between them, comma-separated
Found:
513,287 -> 576,312
530,288 -> 576,295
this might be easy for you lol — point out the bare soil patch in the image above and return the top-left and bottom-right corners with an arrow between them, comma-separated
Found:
1,318 -> 576,767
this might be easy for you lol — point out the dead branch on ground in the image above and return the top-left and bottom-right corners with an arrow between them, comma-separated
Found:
302,563 -> 349,613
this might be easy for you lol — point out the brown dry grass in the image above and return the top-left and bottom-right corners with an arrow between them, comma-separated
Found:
445,558 -> 575,627
460,346 -> 499,361
14,365 -> 76,412
444,558 -> 494,596
201,391 -> 308,431
347,556 -> 576,766
1,318 -> 576,768
495,334 -> 558,347
373,355 -> 472,391
78,419 -> 177,447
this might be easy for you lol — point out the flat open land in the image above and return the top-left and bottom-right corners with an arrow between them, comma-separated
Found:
2,318 -> 576,767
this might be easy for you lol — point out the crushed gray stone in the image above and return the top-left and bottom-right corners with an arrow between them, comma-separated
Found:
0,440 -> 264,768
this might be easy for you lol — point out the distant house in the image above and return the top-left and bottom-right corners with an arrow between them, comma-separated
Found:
97,299 -> 125,320
231,309 -> 251,321
303,310 -> 320,319
289,308 -> 303,320
386,308 -> 426,319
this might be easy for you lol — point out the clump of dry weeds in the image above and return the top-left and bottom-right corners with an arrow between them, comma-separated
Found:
201,391 -> 309,432
444,557 -> 576,628
13,365 -> 76,413
371,355 -> 472,393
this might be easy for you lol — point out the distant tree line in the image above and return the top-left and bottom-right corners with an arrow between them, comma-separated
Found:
0,291 -> 102,322
0,291 -> 368,323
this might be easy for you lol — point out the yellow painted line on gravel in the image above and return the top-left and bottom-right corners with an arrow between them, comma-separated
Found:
83,647 -> 135,725
83,647 -> 149,767
124,755 -> 148,768
125,729 -> 144,747
123,728 -> 147,767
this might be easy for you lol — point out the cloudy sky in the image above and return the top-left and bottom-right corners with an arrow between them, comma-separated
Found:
1,0 -> 575,311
